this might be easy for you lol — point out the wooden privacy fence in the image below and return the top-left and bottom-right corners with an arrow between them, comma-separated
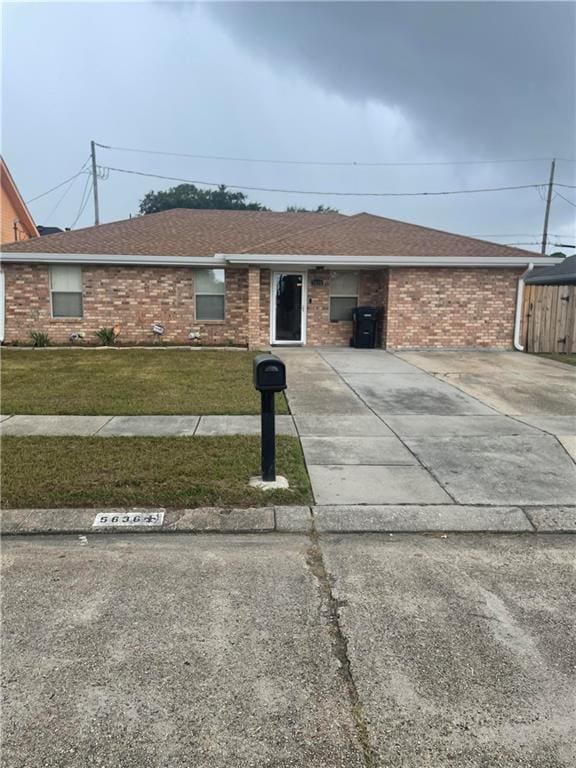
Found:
522,284 -> 575,354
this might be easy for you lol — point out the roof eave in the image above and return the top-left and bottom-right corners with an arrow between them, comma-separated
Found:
0,252 -> 563,268
220,253 -> 563,268
0,253 -> 226,267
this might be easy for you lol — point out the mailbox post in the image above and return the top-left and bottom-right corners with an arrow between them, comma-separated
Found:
253,354 -> 287,483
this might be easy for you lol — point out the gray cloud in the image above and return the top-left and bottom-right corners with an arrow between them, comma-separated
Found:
207,1 -> 576,157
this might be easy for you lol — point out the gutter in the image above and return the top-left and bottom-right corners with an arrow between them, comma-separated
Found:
0,253 -> 226,267
220,253 -> 562,268
513,262 -> 534,351
0,252 -> 562,269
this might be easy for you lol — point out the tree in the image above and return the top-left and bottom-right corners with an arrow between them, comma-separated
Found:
285,204 -> 339,213
139,184 -> 269,214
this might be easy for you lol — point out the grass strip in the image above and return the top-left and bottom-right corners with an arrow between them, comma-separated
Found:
0,349 -> 289,415
1,435 -> 311,509
537,353 -> 576,367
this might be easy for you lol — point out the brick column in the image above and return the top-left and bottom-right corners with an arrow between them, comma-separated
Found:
247,266 -> 261,350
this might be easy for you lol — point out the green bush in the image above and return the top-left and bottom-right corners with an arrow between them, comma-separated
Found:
95,327 -> 118,346
29,331 -> 51,348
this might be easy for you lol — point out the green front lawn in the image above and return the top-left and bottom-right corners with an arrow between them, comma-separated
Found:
1,436 -> 311,508
0,349 -> 289,415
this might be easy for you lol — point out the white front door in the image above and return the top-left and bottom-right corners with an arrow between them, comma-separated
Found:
270,272 -> 307,345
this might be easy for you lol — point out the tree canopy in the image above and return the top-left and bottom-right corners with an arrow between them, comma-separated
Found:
285,204 -> 339,213
139,184 -> 340,216
139,184 -> 269,214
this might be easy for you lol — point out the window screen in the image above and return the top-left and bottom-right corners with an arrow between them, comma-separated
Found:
195,269 -> 225,320
50,265 -> 83,317
330,271 -> 358,321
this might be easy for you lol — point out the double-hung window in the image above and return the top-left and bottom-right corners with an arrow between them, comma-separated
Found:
50,265 -> 83,317
195,269 -> 225,321
330,271 -> 359,321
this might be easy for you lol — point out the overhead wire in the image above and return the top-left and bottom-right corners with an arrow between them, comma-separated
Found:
554,191 -> 576,208
70,174 -> 94,229
94,142 -> 576,168
43,172 -> 84,223
97,165 -> 546,198
25,158 -> 91,204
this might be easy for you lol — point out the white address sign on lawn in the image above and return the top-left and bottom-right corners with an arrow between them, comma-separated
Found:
92,511 -> 165,527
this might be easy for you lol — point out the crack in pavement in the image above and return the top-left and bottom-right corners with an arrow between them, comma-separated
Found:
305,524 -> 375,768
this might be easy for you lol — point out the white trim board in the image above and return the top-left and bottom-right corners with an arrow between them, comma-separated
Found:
0,253 -> 225,267
222,254 -> 562,268
1,252 -> 561,269
270,270 -> 308,346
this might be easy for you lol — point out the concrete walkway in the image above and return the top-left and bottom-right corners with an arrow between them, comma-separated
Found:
0,414 -> 297,436
277,348 -> 576,510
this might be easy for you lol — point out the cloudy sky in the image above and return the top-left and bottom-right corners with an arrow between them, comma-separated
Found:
2,1 -> 575,252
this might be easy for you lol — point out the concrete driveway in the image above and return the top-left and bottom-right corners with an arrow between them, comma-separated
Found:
3,533 -> 575,767
278,349 -> 576,510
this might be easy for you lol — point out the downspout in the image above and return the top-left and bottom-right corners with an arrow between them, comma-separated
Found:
513,262 -> 534,351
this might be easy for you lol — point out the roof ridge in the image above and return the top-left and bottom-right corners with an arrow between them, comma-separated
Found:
237,213 -> 347,254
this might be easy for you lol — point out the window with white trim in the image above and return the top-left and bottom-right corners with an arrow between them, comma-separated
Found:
50,265 -> 83,317
330,271 -> 358,321
195,269 -> 225,321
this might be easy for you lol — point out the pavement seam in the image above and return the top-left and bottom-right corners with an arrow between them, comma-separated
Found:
92,416 -> 114,436
521,507 -> 538,532
305,521 -> 375,767
317,351 -> 460,504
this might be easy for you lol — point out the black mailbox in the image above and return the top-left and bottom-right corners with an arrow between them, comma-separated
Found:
253,354 -> 286,392
253,354 -> 287,482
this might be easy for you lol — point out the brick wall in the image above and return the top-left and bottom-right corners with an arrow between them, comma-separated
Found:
2,263 -> 521,349
3,264 -> 249,346
385,267 -> 522,350
306,269 -> 388,346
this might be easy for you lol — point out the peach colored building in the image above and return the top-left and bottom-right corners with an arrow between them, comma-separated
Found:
1,157 -> 38,244
0,209 -> 559,349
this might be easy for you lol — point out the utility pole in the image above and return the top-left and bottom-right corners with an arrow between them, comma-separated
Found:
90,140 -> 100,225
540,158 -> 556,254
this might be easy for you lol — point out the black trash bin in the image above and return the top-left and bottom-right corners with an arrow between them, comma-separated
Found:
351,306 -> 379,348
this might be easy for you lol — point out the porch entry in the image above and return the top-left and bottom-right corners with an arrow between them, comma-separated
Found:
271,272 -> 307,345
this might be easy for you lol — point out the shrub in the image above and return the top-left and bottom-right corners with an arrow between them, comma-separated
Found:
29,331 -> 51,348
95,327 -> 118,346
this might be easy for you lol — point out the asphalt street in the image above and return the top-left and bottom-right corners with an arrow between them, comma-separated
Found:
2,532 -> 575,767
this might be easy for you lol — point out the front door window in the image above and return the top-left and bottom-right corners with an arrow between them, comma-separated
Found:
274,273 -> 303,342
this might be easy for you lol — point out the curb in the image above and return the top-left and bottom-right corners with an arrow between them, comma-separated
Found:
0,507 -> 313,535
2,505 -> 576,536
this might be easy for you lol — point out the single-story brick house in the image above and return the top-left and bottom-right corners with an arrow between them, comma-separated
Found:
0,209 -> 560,349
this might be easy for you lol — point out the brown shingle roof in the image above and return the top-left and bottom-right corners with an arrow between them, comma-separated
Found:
1,208 -> 536,259
239,212 -> 537,258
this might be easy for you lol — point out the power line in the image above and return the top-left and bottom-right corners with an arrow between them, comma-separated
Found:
25,159 -> 90,204
470,232 -> 567,237
554,191 -> 576,208
95,142 -> 576,168
70,175 -> 94,229
43,173 -> 81,223
99,165 -> 546,198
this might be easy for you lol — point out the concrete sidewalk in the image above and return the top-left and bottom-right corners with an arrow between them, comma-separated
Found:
0,414 -> 297,436
3,532 -> 575,767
